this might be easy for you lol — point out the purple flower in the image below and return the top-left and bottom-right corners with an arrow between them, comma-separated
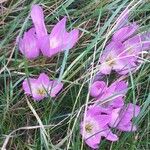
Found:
18,28 -> 40,59
99,41 -> 128,74
22,73 -> 63,101
18,5 -> 79,59
31,5 -> 79,57
99,22 -> 150,75
80,105 -> 118,149
101,80 -> 128,108
109,103 -> 140,131
90,80 -> 128,109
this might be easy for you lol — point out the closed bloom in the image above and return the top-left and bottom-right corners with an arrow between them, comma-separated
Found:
80,105 -> 118,149
31,5 -> 79,57
23,73 -> 63,101
90,81 -> 107,98
109,103 -> 140,131
19,28 -> 40,59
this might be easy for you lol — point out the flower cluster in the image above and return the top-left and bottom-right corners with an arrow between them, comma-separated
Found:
99,23 -> 150,75
81,80 -> 140,149
79,10 -> 150,149
19,4 -> 79,100
19,5 -> 79,59
17,4 -> 149,149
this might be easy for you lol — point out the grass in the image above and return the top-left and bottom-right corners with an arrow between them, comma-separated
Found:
0,0 -> 150,149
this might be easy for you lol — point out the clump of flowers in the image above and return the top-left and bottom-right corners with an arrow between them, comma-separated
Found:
17,4 -> 145,150
19,4 -> 79,101
81,79 -> 140,149
90,80 -> 128,109
99,22 -> 150,75
80,9 -> 147,149
18,4 -> 79,59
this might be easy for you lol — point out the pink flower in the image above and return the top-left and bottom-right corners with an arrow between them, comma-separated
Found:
109,103 -> 140,131
22,73 -> 63,101
80,105 -> 118,149
101,80 -> 128,108
18,28 -> 40,59
99,41 -> 128,74
99,22 -> 150,75
90,80 -> 128,109
31,5 -> 79,57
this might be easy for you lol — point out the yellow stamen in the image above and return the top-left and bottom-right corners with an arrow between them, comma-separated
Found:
85,123 -> 93,133
106,56 -> 116,66
36,88 -> 46,96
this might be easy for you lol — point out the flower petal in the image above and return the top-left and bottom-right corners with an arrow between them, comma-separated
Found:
95,114 -> 111,128
102,126 -> 119,141
40,17 -> 68,57
22,78 -> 37,95
64,29 -> 79,49
111,97 -> 124,108
38,73 -> 50,86
118,122 -> 137,131
112,23 -> 138,42
31,4 -> 47,38
49,17 -> 67,48
85,135 -> 101,149
48,80 -> 63,97
99,63 -> 112,74
19,28 -> 40,59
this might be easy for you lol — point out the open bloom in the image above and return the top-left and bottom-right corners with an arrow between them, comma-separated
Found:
99,41 -> 128,74
80,105 -> 118,149
90,79 -> 128,109
23,73 -> 63,101
31,5 -> 79,57
109,103 -> 140,131
18,28 -> 40,59
99,22 -> 150,75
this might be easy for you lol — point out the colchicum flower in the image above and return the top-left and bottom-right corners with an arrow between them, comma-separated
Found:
19,28 -> 40,59
80,105 -> 118,149
99,22 -> 150,75
83,80 -> 140,149
23,73 -> 63,101
109,103 -> 140,131
18,4 -> 79,59
31,5 -> 79,57
90,80 -> 128,109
